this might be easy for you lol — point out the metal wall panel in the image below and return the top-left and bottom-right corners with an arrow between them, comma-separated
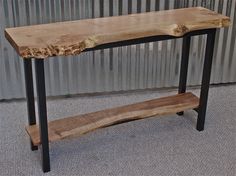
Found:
0,0 -> 236,100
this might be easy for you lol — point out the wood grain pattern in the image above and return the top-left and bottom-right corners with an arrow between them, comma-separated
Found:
26,92 -> 199,146
5,7 -> 230,59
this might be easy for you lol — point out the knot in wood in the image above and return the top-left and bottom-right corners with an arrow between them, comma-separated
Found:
173,24 -> 189,36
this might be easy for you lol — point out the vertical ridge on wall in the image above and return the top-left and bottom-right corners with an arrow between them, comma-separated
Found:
0,0 -> 236,100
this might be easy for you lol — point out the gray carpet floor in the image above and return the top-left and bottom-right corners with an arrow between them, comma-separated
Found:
0,85 -> 235,176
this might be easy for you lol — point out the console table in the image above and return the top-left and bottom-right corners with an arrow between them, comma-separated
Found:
5,7 -> 230,172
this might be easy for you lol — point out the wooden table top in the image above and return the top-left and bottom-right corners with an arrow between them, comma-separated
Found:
5,7 -> 230,59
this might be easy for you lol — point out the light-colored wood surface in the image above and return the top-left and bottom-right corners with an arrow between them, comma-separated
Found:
5,7 -> 230,59
26,92 -> 199,146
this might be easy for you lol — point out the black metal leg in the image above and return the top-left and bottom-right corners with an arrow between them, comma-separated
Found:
177,36 -> 191,116
23,59 -> 38,151
196,29 -> 216,131
35,59 -> 50,172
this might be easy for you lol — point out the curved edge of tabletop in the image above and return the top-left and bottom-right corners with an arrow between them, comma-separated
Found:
4,7 -> 231,59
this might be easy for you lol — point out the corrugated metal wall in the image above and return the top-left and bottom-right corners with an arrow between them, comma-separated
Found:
0,0 -> 236,100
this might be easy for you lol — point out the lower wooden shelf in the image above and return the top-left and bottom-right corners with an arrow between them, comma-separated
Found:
26,92 -> 199,146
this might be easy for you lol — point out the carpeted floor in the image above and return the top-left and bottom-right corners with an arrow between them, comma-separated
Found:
0,85 -> 235,176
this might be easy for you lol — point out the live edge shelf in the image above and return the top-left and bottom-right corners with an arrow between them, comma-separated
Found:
5,7 -> 230,172
26,92 -> 199,146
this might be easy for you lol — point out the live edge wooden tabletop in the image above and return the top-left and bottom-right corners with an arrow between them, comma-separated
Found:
5,7 -> 230,59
